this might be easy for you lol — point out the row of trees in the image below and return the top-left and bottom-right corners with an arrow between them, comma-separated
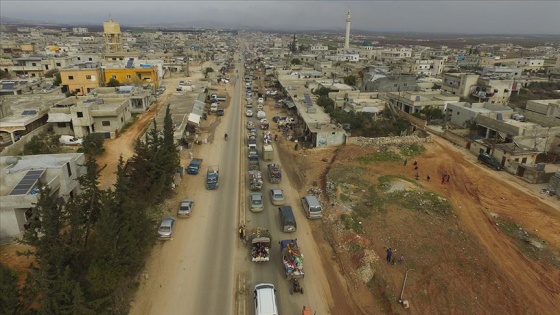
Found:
1,106 -> 179,314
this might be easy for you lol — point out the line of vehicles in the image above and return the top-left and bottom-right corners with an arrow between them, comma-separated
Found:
242,71 -> 324,315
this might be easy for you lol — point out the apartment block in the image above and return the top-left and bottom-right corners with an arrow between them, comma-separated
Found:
59,62 -> 103,95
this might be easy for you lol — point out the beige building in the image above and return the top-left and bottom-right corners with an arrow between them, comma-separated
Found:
441,73 -> 480,98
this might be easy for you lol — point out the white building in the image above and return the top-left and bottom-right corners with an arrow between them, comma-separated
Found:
0,153 -> 86,244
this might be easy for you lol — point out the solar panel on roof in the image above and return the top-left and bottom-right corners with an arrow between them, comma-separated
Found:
9,169 -> 45,196
22,110 -> 37,115
83,99 -> 97,103
125,59 -> 134,68
303,93 -> 313,106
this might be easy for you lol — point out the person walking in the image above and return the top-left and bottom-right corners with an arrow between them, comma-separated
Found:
386,248 -> 393,263
446,174 -> 451,183
189,151 -> 193,159
441,174 -> 446,184
398,254 -> 404,264
427,175 -> 431,182
413,161 -> 418,166
403,159 -> 408,166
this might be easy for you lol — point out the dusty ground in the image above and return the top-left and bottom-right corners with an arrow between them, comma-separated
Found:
276,135 -> 560,314
96,63 -> 210,190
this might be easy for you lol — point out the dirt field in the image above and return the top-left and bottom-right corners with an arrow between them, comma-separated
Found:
276,136 -> 560,314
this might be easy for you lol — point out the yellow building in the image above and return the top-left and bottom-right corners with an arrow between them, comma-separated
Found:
103,66 -> 159,88
59,63 -> 103,96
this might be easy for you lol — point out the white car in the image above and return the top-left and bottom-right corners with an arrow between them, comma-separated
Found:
258,97 -> 264,104
59,135 -> 83,145
246,109 -> 253,117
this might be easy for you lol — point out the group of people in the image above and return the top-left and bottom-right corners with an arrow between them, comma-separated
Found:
386,248 -> 404,265
404,159 -> 450,184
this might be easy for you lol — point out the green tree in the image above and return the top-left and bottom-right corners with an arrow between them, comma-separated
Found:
0,263 -> 20,314
343,75 -> 357,86
314,87 -> 331,97
291,58 -> 301,65
205,67 -> 214,74
82,133 -> 105,157
106,78 -> 121,87
53,73 -> 61,86
23,133 -> 61,155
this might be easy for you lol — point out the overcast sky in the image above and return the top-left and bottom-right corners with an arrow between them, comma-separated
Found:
1,1 -> 560,35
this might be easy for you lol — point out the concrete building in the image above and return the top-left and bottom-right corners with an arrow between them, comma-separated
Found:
9,56 -> 44,78
470,77 -> 513,105
59,62 -> 103,95
387,91 -> 460,114
522,99 -> 560,127
310,44 -> 329,52
446,102 -> 513,128
48,96 -> 132,139
0,153 -> 86,244
103,60 -> 160,88
91,85 -> 154,113
441,73 -> 480,98
103,18 -> 123,53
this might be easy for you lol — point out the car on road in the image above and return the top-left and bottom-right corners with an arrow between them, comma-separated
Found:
254,283 -> 278,315
179,80 -> 185,86
249,192 -> 264,212
269,189 -> 285,205
158,217 -> 176,240
246,109 -> 254,117
177,199 -> 194,218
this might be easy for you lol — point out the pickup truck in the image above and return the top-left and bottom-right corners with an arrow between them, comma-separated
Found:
211,94 -> 227,102
206,166 -> 219,190
248,161 -> 263,191
280,239 -> 304,280
187,158 -> 203,175
267,163 -> 282,184
249,227 -> 271,263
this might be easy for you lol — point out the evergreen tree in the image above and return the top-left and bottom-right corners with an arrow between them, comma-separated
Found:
0,263 -> 20,314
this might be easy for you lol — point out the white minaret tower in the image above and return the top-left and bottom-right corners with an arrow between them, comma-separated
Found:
344,10 -> 351,50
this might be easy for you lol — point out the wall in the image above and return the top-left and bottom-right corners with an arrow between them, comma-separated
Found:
346,135 -> 431,147
0,124 -> 50,157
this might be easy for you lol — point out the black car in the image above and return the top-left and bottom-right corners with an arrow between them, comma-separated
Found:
478,153 -> 503,170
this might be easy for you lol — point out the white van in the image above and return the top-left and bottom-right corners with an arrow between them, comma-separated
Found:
59,135 -> 83,145
254,283 -> 278,315
301,195 -> 323,219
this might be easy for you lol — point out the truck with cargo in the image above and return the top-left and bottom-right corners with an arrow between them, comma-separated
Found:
206,166 -> 219,190
186,158 -> 203,175
280,239 -> 304,280
249,227 -> 271,263
267,163 -> 282,184
248,161 -> 263,191
262,145 -> 273,161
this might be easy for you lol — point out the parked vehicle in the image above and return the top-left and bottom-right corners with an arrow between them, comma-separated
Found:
246,109 -> 253,117
249,192 -> 264,212
206,166 -> 219,190
187,158 -> 203,175
211,94 -> 227,101
216,107 -> 224,116
248,149 -> 259,162
258,97 -> 264,104
177,199 -> 194,218
254,283 -> 279,315
262,145 -> 273,161
478,152 -> 503,170
246,131 -> 257,147
301,194 -> 323,219
246,121 -> 256,130
279,206 -> 297,232
249,227 -> 271,262
59,135 -> 83,145
270,189 -> 285,206
158,217 -> 176,240
267,163 -> 282,183
280,239 -> 304,280
260,118 -> 269,130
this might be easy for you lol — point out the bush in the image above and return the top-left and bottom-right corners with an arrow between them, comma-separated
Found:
23,133 -> 61,155
83,133 -> 105,157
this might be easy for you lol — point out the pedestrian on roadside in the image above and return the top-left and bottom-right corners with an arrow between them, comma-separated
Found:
427,175 -> 431,182
414,165 -> 418,171
446,174 -> 451,183
398,254 -> 404,264
238,225 -> 244,240
189,151 -> 193,159
413,161 -> 418,166
403,159 -> 408,166
415,173 -> 420,180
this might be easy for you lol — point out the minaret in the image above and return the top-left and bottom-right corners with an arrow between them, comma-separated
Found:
103,16 -> 123,53
344,10 -> 351,50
